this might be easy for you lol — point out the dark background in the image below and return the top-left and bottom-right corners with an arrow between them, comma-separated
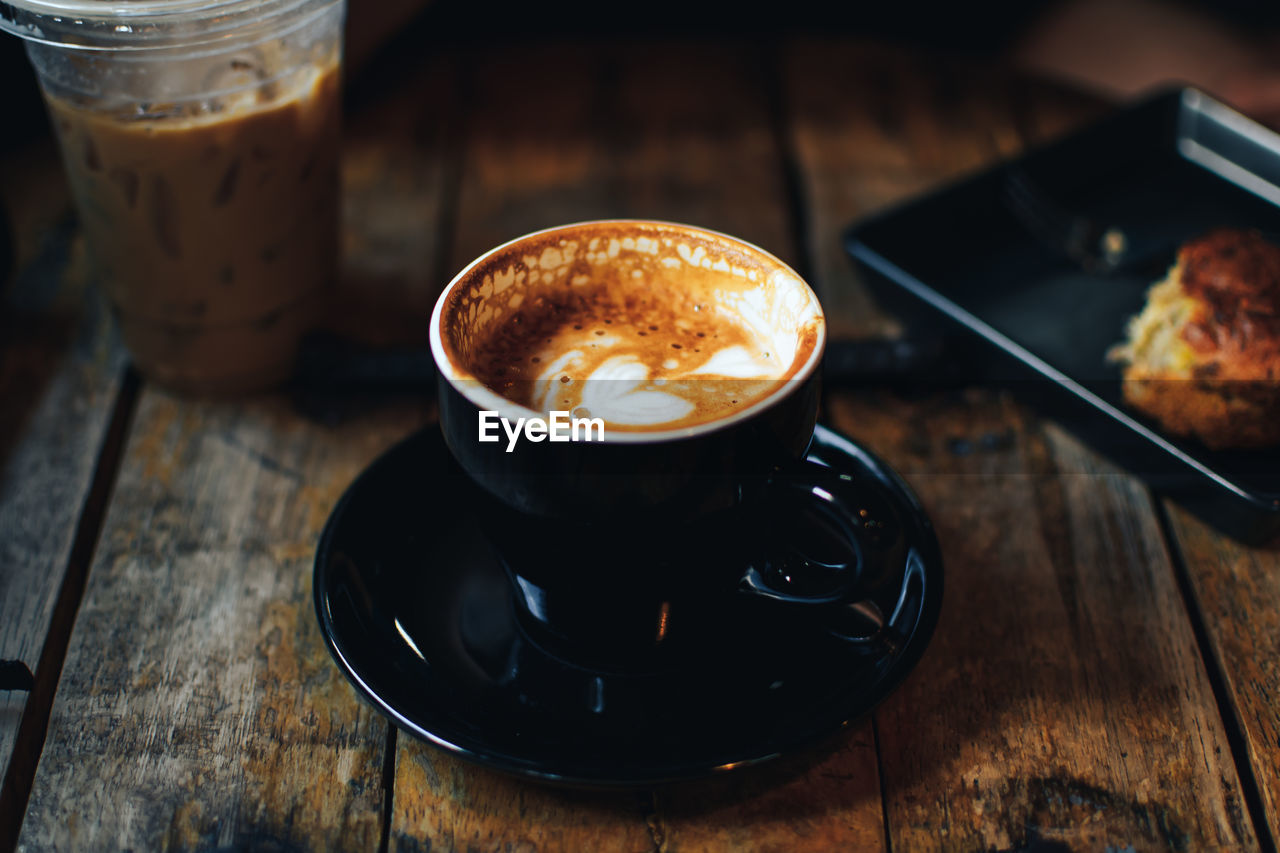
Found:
5,0 -> 1280,167
0,0 -> 1050,152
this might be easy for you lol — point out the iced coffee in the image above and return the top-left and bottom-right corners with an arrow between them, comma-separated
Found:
4,0 -> 346,394
47,56 -> 340,393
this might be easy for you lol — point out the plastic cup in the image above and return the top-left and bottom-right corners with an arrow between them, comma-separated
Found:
1,0 -> 346,394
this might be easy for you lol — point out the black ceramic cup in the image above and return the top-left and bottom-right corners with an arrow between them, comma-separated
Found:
429,220 -> 887,666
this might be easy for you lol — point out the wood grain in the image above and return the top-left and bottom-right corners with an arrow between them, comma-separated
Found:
15,44 -> 456,846
1163,504 -> 1280,844
17,394 -> 430,850
445,40 -> 619,273
392,752 -> 654,853
612,39 -> 886,851
820,393 -> 1255,850
331,52 -> 461,346
782,40 -> 1102,340
0,695 -> 24,842
656,730 -> 887,853
0,238 -> 116,674
782,40 -> 1014,339
608,40 -> 794,260
387,37 -> 891,853
8,28 -> 1271,853
0,141 -> 127,841
788,40 -> 1256,850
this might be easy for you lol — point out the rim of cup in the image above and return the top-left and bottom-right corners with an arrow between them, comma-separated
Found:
0,0 -> 342,52
429,219 -> 827,445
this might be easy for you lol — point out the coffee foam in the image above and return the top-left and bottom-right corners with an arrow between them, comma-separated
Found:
440,222 -> 823,431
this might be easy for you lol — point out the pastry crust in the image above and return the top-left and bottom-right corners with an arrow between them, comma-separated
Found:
1110,228 -> 1280,449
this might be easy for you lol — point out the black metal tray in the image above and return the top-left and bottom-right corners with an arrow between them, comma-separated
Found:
844,87 -> 1280,544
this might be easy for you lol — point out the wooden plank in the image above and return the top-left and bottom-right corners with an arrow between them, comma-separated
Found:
788,36 -> 1255,849
611,38 -> 886,852
445,41 -> 619,273
1163,505 -> 1280,843
16,49 -> 458,850
782,39 -> 1024,339
330,52 -> 461,347
395,733 -> 883,853
388,40 -> 654,851
608,40 -> 794,258
17,393 -> 430,850
656,731 -> 887,852
0,695 -> 23,838
393,752 -> 655,853
388,37 -> 890,852
821,393 -> 1255,850
0,139 -> 127,841
782,40 -> 1104,341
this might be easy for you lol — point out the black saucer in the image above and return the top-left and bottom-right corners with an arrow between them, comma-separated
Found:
314,424 -> 943,787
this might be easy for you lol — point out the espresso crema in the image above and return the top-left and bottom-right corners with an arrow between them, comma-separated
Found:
444,224 -> 823,432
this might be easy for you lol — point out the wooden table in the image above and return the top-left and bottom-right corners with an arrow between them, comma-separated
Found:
2,31 -> 1279,852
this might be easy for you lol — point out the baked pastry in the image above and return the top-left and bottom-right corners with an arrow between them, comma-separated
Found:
1109,228 -> 1280,449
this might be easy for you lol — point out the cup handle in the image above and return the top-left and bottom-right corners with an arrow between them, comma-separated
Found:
737,458 -> 923,656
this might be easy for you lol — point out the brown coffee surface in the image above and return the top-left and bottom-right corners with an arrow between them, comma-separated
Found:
46,57 -> 341,393
469,278 -> 806,431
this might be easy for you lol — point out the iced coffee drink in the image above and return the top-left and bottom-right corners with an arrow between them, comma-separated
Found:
4,0 -> 346,394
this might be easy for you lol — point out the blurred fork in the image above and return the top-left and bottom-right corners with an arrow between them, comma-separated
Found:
1002,166 -> 1129,275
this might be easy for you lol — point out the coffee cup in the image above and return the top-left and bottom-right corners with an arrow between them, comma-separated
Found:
430,220 -> 894,664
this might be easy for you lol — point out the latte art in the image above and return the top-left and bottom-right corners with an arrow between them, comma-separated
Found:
470,285 -> 797,431
436,221 -> 824,436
